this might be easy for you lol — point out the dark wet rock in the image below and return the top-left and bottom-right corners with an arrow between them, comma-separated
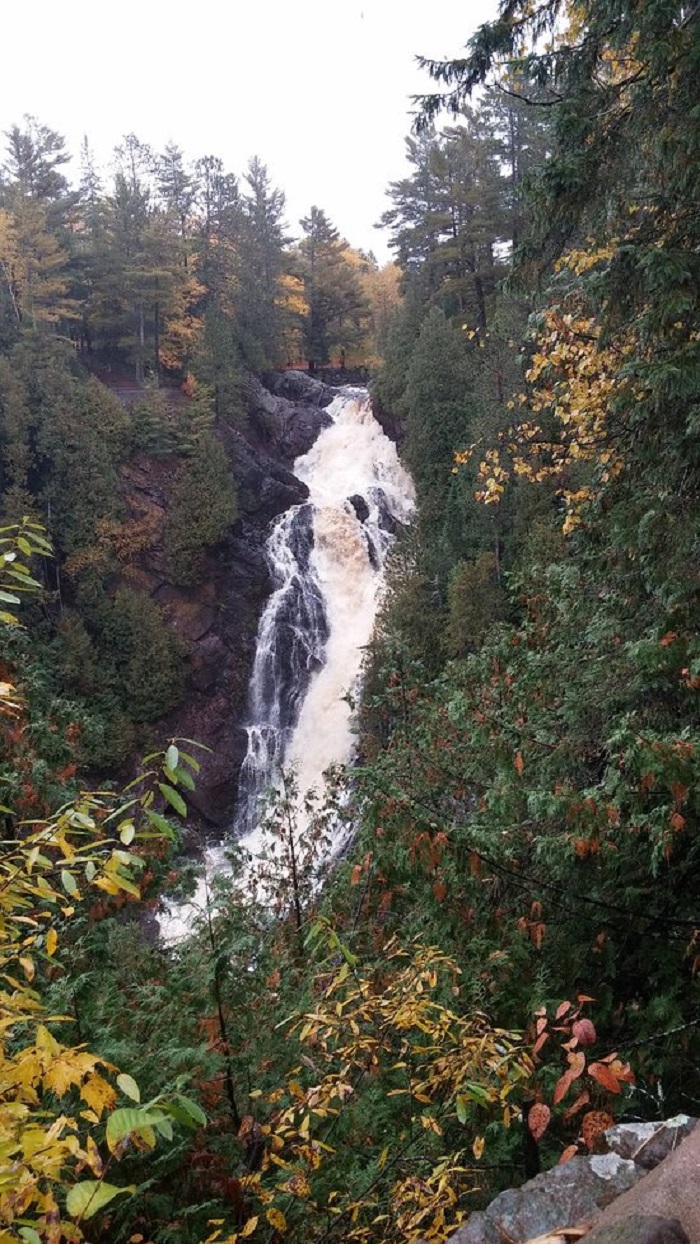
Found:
348,494 -> 370,523
370,394 -> 405,445
222,425 -> 309,521
246,375 -> 333,463
605,1119 -> 697,1171
261,368 -> 336,409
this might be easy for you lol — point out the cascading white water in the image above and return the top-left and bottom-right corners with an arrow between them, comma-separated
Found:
238,389 -> 415,851
160,388 -> 414,939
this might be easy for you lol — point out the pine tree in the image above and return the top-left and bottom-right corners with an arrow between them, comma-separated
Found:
297,206 -> 370,367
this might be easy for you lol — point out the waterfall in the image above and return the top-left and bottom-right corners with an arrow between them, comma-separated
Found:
235,503 -> 329,836
237,388 -> 414,851
160,388 -> 414,938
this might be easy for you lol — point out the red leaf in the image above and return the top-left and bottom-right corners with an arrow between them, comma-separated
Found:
572,1018 -> 597,1047
555,1001 -> 572,1020
536,1016 -> 548,1036
528,1103 -> 551,1142
588,1062 -> 621,1093
433,880 -> 447,903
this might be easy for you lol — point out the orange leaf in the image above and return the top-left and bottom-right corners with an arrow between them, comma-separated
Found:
528,1103 -> 551,1142
433,880 -> 447,903
553,1071 -> 574,1105
514,750 -> 525,776
563,1090 -> 590,1120
532,1032 -> 549,1056
350,864 -> 363,886
588,1062 -> 621,1093
559,1144 -> 579,1165
581,1110 -> 613,1151
608,1058 -> 635,1085
567,1051 -> 586,1079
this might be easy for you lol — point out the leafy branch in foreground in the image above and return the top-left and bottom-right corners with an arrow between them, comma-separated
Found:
203,934 -> 532,1244
0,521 -> 206,1241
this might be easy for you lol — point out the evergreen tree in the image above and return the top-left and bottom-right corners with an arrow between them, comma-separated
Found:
297,206 -> 370,367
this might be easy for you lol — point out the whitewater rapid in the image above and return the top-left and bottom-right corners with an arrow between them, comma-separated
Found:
160,388 -> 414,938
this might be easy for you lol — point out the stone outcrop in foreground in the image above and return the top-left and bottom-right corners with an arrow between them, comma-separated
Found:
445,1118 -> 698,1244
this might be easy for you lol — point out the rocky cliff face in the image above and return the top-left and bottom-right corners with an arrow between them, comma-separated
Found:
120,372 -> 336,831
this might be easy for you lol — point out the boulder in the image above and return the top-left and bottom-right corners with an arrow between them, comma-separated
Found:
589,1125 -> 700,1244
449,1156 -> 643,1244
582,1215 -> 689,1244
246,375 -> 333,462
605,1118 -> 697,1171
348,494 -> 370,523
262,368 -> 336,409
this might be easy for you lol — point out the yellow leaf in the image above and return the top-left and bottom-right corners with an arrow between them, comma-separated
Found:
46,927 -> 58,957
81,1073 -> 117,1118
473,1136 -> 485,1160
266,1208 -> 287,1233
240,1216 -> 259,1237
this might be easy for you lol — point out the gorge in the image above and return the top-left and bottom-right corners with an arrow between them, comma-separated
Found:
161,380 -> 415,935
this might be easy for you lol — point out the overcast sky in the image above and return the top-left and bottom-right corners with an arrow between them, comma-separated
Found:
1,0 -> 496,261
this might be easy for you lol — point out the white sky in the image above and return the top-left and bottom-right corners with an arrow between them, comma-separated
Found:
1,0 -> 496,262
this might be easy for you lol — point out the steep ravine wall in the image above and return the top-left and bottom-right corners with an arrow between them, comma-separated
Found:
116,371 -> 338,830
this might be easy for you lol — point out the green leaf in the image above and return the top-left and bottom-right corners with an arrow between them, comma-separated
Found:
66,1180 -> 132,1220
116,1073 -> 141,1102
174,766 -> 196,791
85,860 -> 96,882
154,1115 -> 173,1140
173,1094 -> 206,1126
158,783 -> 187,817
456,1095 -> 468,1124
145,808 -> 176,839
165,743 -> 179,771
0,589 -> 21,604
61,869 -> 78,896
179,750 -> 201,773
119,821 -> 136,846
106,1106 -> 170,1150
19,1228 -> 43,1244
